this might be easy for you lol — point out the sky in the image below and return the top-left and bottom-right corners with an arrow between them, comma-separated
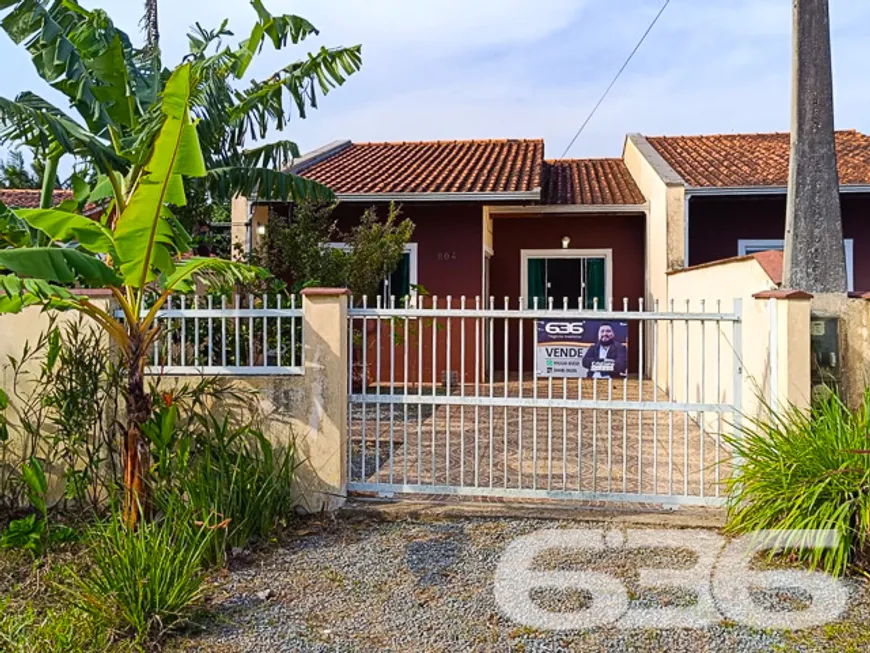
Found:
0,0 -> 868,161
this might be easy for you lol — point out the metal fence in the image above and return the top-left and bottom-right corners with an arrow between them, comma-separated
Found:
347,295 -> 743,507
129,294 -> 303,376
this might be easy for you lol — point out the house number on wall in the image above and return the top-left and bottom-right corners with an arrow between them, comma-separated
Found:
437,251 -> 458,261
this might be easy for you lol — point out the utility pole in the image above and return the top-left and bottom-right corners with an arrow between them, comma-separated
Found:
782,0 -> 846,292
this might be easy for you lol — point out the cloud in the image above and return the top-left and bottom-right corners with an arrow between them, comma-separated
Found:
0,0 -> 867,163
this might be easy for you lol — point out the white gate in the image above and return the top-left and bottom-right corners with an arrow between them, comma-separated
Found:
347,296 -> 742,507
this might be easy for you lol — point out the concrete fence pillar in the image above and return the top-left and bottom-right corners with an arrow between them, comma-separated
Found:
753,290 -> 812,411
294,288 -> 350,512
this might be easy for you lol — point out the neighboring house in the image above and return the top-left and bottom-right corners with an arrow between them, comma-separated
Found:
1,188 -> 73,209
623,130 -> 870,297
0,188 -> 102,217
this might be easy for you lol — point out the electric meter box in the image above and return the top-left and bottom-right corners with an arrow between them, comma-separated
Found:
810,316 -> 839,389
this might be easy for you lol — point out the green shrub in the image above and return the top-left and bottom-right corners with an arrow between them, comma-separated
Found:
64,501 -> 214,642
171,415 -> 296,565
725,390 -> 870,576
0,318 -> 124,513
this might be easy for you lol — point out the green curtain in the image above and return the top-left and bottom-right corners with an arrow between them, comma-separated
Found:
527,258 -> 546,308
585,258 -> 605,309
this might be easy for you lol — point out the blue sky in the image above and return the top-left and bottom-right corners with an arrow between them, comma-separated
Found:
0,0 -> 868,160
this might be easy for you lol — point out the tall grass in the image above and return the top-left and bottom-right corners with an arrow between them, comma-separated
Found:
0,601 -> 119,653
173,415 -> 296,565
64,500 -> 214,642
725,390 -> 870,576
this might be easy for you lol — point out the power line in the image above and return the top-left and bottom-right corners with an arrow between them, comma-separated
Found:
559,0 -> 671,159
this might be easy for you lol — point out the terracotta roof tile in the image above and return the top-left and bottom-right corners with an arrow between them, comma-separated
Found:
669,249 -> 783,285
543,159 -> 646,205
750,249 -> 783,284
646,130 -> 870,188
296,139 -> 544,194
0,188 -> 74,209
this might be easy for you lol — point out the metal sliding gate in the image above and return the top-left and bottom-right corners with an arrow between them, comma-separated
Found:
347,296 -> 743,507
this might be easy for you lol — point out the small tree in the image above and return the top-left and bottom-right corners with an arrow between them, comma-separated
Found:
0,151 -> 40,189
259,200 -> 414,298
344,205 -> 415,299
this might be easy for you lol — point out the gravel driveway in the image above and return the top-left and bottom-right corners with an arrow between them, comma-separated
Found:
172,513 -> 870,653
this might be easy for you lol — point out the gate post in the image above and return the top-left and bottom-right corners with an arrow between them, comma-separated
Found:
296,288 -> 350,512
754,290 -> 813,411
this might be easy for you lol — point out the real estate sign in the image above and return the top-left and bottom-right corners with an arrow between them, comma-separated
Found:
536,319 -> 629,379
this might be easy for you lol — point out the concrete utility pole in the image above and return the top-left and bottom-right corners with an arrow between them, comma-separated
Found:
782,0 -> 847,292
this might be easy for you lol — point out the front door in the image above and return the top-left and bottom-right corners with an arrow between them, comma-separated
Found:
526,255 -> 607,309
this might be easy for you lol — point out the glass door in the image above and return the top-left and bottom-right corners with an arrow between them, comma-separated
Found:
526,256 -> 607,309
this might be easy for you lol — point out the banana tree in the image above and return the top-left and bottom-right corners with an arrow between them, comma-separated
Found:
0,64 -> 265,527
0,0 -> 361,213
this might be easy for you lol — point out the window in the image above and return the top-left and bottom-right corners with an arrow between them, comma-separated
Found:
327,242 -> 418,303
738,239 -> 854,291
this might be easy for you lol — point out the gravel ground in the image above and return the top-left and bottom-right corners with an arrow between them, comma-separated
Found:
170,514 -> 870,653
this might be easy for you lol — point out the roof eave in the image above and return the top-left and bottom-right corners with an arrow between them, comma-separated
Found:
286,140 -> 353,174
334,189 -> 542,202
488,203 -> 648,215
686,183 -> 870,196
626,133 -> 686,187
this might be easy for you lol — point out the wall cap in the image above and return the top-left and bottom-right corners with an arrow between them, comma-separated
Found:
847,291 -> 870,300
300,287 -> 352,296
753,289 -> 813,299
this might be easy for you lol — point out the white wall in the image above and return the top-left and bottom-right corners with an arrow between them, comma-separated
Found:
667,258 -> 779,422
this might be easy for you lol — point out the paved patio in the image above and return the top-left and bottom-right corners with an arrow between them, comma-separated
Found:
349,377 -> 735,500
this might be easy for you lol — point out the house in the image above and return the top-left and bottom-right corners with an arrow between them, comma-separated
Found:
0,188 -> 103,217
230,129 -> 870,379
232,139 -> 649,377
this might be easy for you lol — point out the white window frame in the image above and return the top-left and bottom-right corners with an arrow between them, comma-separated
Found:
738,239 -> 854,291
326,242 -> 419,302
520,248 -> 613,305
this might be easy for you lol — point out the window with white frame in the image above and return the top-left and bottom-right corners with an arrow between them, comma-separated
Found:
326,242 -> 418,303
738,239 -> 854,291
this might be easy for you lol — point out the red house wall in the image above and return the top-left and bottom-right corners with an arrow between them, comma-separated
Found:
332,202 -> 486,388
489,213 -> 647,373
687,194 -> 870,290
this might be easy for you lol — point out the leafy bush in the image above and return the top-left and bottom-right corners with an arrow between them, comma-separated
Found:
259,198 -> 414,297
725,390 -> 870,576
64,501 -> 215,642
0,457 -> 77,556
0,318 -> 124,513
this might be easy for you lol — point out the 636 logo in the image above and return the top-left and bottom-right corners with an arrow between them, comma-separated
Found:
494,529 -> 847,631
544,322 -> 584,336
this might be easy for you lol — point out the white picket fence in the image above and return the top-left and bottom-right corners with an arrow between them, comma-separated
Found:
122,294 -> 304,376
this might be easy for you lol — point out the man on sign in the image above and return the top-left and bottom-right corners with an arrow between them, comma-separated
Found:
581,323 -> 627,378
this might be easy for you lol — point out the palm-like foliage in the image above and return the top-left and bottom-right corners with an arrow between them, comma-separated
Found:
0,0 -> 361,208
0,0 -> 362,525
0,64 -> 266,526
0,151 -> 40,189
